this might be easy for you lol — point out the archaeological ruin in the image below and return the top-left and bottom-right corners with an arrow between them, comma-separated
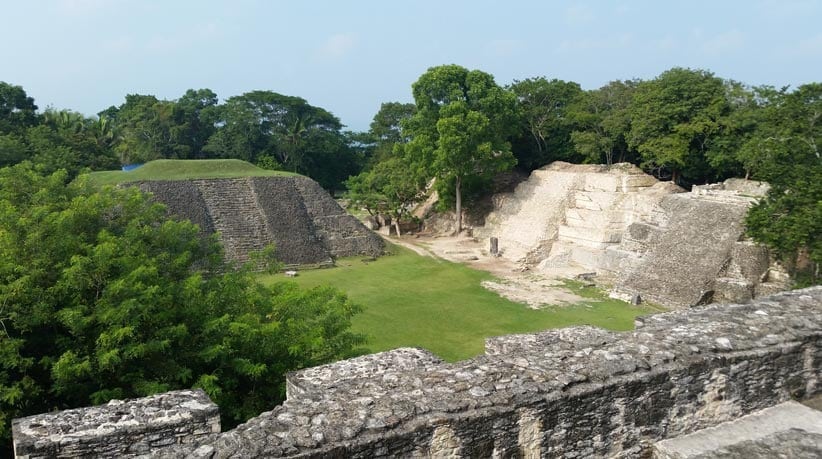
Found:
136,176 -> 384,266
475,162 -> 789,308
12,286 -> 821,457
11,163 -> 819,458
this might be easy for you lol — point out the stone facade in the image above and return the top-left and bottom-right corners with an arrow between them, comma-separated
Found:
136,176 -> 383,266
477,162 -> 788,308
13,287 -> 821,458
12,390 -> 219,458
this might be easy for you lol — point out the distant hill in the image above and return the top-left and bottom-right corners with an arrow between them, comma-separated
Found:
85,159 -> 298,186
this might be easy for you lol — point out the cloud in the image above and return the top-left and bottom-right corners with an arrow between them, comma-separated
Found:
318,33 -> 357,60
700,30 -> 745,56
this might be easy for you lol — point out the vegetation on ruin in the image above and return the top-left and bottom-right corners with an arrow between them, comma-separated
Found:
258,245 -> 657,362
85,159 -> 298,186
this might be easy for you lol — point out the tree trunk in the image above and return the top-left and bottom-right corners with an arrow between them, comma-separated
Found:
455,175 -> 462,234
672,169 -> 681,185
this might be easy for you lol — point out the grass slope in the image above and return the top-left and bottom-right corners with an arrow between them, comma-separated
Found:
86,159 -> 298,186
259,244 -> 658,362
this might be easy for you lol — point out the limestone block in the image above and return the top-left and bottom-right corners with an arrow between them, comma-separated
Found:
727,241 -> 771,284
557,225 -> 622,248
713,277 -> 755,304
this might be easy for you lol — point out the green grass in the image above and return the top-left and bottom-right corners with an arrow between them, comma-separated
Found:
85,159 -> 299,186
258,244 -> 658,362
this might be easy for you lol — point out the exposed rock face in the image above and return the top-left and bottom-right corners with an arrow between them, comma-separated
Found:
135,176 -> 383,266
477,162 -> 787,308
13,287 -> 822,458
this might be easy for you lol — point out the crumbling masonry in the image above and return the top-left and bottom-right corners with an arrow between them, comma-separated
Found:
13,286 -> 821,458
135,176 -> 384,266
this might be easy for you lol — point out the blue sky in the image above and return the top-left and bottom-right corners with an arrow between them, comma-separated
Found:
2,0 -> 820,131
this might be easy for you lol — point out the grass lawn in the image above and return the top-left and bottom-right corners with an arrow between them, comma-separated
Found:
85,159 -> 299,186
258,244 -> 659,362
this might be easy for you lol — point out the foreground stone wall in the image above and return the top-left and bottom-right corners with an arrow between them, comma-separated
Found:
12,390 -> 219,458
14,287 -> 821,458
136,176 -> 383,266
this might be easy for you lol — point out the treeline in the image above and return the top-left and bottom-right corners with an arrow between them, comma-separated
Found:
0,84 -> 363,189
348,66 -> 820,282
0,66 -> 819,279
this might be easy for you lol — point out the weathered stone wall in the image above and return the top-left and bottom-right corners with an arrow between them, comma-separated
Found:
136,176 -> 383,266
14,287 -> 821,458
12,390 -> 219,458
610,180 -> 787,308
477,161 -> 786,308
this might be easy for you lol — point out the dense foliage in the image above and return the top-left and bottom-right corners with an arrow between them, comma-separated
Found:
0,164 -> 365,448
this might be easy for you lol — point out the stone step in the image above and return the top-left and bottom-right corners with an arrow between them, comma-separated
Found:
557,225 -> 622,248
564,207 -> 628,228
653,401 -> 822,458
573,190 -> 625,211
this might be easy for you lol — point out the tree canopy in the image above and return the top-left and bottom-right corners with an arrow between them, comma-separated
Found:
0,164 -> 365,449
403,65 -> 518,232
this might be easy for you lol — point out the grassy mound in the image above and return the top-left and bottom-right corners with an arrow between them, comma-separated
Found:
85,159 -> 298,186
258,244 -> 659,362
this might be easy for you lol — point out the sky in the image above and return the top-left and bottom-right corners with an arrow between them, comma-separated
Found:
2,0 -> 821,131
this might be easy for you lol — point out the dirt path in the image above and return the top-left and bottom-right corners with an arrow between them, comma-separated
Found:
383,234 -> 588,309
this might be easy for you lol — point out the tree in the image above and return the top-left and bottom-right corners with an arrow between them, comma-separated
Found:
404,65 -> 518,232
346,155 -> 427,228
628,68 -> 732,185
569,80 -> 638,165
171,88 -> 219,159
26,110 -> 119,176
0,164 -> 365,450
0,82 -> 38,135
204,91 -> 355,188
509,77 -> 584,169
367,102 -> 416,165
744,83 -> 822,283
109,94 -> 177,164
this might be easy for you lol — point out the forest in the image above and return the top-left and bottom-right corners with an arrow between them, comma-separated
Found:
0,65 -> 819,450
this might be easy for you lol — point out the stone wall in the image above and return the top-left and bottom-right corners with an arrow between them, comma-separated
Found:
476,161 -> 787,308
14,287 -> 821,458
136,176 -> 383,266
12,390 -> 219,458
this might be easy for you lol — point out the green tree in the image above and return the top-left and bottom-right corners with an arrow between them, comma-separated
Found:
404,65 -> 517,232
628,68 -> 732,185
171,88 -> 219,159
204,91 -> 355,188
0,82 -> 38,135
0,164 -> 365,450
367,102 -> 416,165
26,110 -> 119,176
346,155 -> 427,226
744,83 -> 822,283
109,94 -> 177,164
569,80 -> 638,165
509,77 -> 584,169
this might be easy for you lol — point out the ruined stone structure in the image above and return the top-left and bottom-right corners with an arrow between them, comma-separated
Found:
135,176 -> 383,266
476,162 -> 787,308
13,287 -> 821,458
